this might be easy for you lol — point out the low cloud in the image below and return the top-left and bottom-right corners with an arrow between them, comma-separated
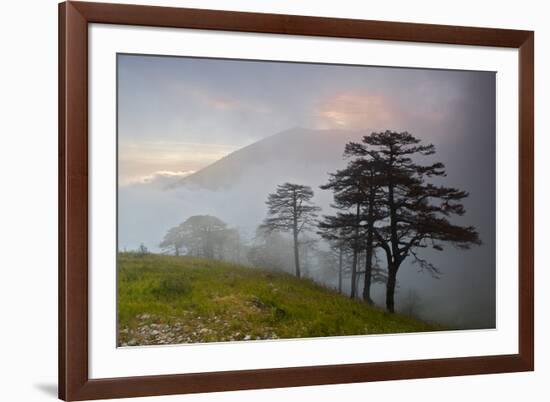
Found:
118,140 -> 237,186
125,170 -> 196,187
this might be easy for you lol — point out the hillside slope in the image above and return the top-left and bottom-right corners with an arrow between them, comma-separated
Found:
117,253 -> 440,346
169,127 -> 367,191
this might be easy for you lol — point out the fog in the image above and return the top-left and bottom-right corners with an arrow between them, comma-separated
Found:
118,54 -> 496,330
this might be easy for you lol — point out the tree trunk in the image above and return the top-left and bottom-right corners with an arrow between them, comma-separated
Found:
293,225 -> 301,278
363,195 -> 375,304
350,250 -> 357,298
338,246 -> 343,294
386,265 -> 397,313
363,250 -> 373,304
350,203 -> 361,299
303,245 -> 308,278
175,245 -> 180,256
292,190 -> 301,278
386,160 -> 399,313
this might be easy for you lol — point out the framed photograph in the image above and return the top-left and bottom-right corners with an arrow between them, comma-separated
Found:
59,1 -> 534,400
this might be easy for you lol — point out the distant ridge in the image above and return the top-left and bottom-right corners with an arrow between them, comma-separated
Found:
169,127 -> 367,191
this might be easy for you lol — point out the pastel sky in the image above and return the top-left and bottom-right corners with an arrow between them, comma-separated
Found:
117,54 -> 488,185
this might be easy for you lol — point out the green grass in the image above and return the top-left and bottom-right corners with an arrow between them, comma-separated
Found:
117,252 -> 440,346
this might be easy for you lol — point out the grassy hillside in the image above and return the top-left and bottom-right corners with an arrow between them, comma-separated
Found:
117,253 -> 440,346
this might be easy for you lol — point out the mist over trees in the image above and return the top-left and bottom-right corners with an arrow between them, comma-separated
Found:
261,183 -> 321,278
159,215 -> 242,262
247,227 -> 294,272
155,130 -> 481,317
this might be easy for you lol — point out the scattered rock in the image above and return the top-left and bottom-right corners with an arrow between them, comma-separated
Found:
250,296 -> 267,309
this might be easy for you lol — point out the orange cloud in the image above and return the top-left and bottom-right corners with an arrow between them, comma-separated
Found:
204,96 -> 238,110
315,92 -> 397,130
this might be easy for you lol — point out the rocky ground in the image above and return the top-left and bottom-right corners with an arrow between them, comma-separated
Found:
118,299 -> 281,346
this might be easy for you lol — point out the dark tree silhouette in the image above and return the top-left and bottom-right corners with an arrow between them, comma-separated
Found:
346,131 -> 481,313
318,212 -> 362,298
319,159 -> 385,302
262,183 -> 320,278
345,158 -> 386,304
318,233 -> 348,294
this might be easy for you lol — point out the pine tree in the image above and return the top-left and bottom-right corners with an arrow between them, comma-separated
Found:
262,183 -> 320,278
346,131 -> 481,312
319,159 -> 384,301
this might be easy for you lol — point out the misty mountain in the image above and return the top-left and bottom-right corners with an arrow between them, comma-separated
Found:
171,127 -> 366,191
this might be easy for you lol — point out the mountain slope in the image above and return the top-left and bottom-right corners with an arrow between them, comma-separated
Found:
117,253 -> 440,346
170,127 -> 367,191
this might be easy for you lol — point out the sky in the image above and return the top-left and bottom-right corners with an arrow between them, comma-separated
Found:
118,54 -> 479,185
117,54 -> 496,328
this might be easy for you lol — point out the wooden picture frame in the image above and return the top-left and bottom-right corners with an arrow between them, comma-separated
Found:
59,1 -> 534,400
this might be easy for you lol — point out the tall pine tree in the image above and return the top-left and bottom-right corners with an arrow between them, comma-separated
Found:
346,131 -> 481,313
262,183 -> 320,278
